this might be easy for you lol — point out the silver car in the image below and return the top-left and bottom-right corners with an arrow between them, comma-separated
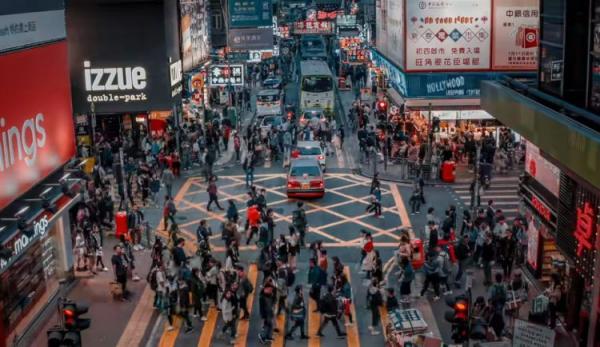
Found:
287,159 -> 325,198
290,141 -> 326,169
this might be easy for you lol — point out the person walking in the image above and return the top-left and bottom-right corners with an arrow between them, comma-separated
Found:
226,199 -> 239,223
190,267 -> 208,320
481,233 -> 496,286
409,188 -> 421,215
243,154 -> 255,187
162,196 -> 177,231
206,176 -> 224,211
399,257 -> 414,303
454,235 -> 471,288
367,278 -> 383,335
178,278 -> 194,333
420,253 -> 441,301
161,166 -> 175,198
292,202 -> 307,247
238,266 -> 254,320
286,285 -> 309,340
111,245 -> 129,301
316,285 -> 347,338
220,290 -> 238,344
258,285 -> 276,344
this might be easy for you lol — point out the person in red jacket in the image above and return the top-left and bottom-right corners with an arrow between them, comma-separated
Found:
245,204 -> 261,245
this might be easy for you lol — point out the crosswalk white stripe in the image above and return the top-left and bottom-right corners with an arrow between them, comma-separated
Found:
453,184 -> 519,189
455,176 -> 520,183
454,188 -> 517,194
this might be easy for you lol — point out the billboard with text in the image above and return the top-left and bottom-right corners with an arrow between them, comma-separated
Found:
492,0 -> 539,70
406,0 -> 491,72
0,42 -> 76,210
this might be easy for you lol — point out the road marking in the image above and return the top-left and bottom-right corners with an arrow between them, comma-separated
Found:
272,311 -> 287,347
343,267 -> 360,347
308,297 -> 320,347
390,184 -> 412,228
234,264 -> 258,346
158,317 -> 181,347
379,306 -> 389,340
116,178 -> 192,347
197,307 -> 219,347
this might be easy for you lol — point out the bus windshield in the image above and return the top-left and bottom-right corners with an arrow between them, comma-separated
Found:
301,76 -> 333,93
257,94 -> 281,103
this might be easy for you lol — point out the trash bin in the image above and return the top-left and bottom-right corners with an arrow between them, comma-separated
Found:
440,161 -> 456,183
115,211 -> 128,238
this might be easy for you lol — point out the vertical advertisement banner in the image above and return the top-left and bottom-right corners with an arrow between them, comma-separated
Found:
180,0 -> 210,72
406,0 -> 491,71
376,0 -> 404,68
492,0 -> 539,70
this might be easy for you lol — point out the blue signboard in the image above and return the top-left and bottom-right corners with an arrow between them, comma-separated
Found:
229,0 -> 272,28
370,49 -> 532,99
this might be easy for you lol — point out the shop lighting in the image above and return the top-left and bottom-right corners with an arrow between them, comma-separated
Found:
0,225 -> 6,233
15,206 -> 30,218
59,173 -> 71,183
40,187 -> 53,197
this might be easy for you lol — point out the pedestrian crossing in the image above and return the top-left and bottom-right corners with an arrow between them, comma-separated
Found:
450,175 -> 522,220
152,263 -> 385,347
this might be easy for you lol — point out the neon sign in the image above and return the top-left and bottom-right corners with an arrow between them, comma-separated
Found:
573,201 -> 598,257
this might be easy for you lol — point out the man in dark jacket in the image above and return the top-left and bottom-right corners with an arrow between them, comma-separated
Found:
286,285 -> 309,340
258,285 -> 276,343
454,235 -> 471,287
316,285 -> 346,338
481,234 -> 496,286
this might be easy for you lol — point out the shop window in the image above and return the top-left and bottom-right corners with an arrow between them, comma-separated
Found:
539,45 -> 563,96
589,3 -> 600,111
211,14 -> 223,30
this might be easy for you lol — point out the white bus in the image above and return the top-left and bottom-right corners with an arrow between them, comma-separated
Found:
299,60 -> 335,115
256,89 -> 283,117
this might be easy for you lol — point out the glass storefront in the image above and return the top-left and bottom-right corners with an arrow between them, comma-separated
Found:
0,216 -> 71,344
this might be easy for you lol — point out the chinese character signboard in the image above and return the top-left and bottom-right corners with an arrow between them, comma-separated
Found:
376,0 -> 405,68
556,174 -> 600,278
293,21 -> 335,35
573,202 -> 597,257
229,0 -> 272,28
228,28 -> 273,50
406,0 -> 491,71
492,0 -> 539,70
208,64 -> 245,86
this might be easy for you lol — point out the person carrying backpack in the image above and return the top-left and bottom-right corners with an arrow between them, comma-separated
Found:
488,272 -> 507,314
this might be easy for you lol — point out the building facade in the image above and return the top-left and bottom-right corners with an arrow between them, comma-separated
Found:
481,0 -> 600,345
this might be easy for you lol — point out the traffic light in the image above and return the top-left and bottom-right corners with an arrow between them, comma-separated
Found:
445,295 -> 470,343
432,116 -> 440,133
376,100 -> 388,113
47,325 -> 82,347
62,301 -> 91,331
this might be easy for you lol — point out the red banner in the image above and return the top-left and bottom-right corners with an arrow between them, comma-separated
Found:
0,42 -> 76,210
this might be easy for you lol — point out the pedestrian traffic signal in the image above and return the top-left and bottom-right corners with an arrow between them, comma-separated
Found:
376,100 -> 388,113
432,117 -> 440,133
47,325 -> 82,347
62,301 -> 91,331
445,295 -> 470,343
